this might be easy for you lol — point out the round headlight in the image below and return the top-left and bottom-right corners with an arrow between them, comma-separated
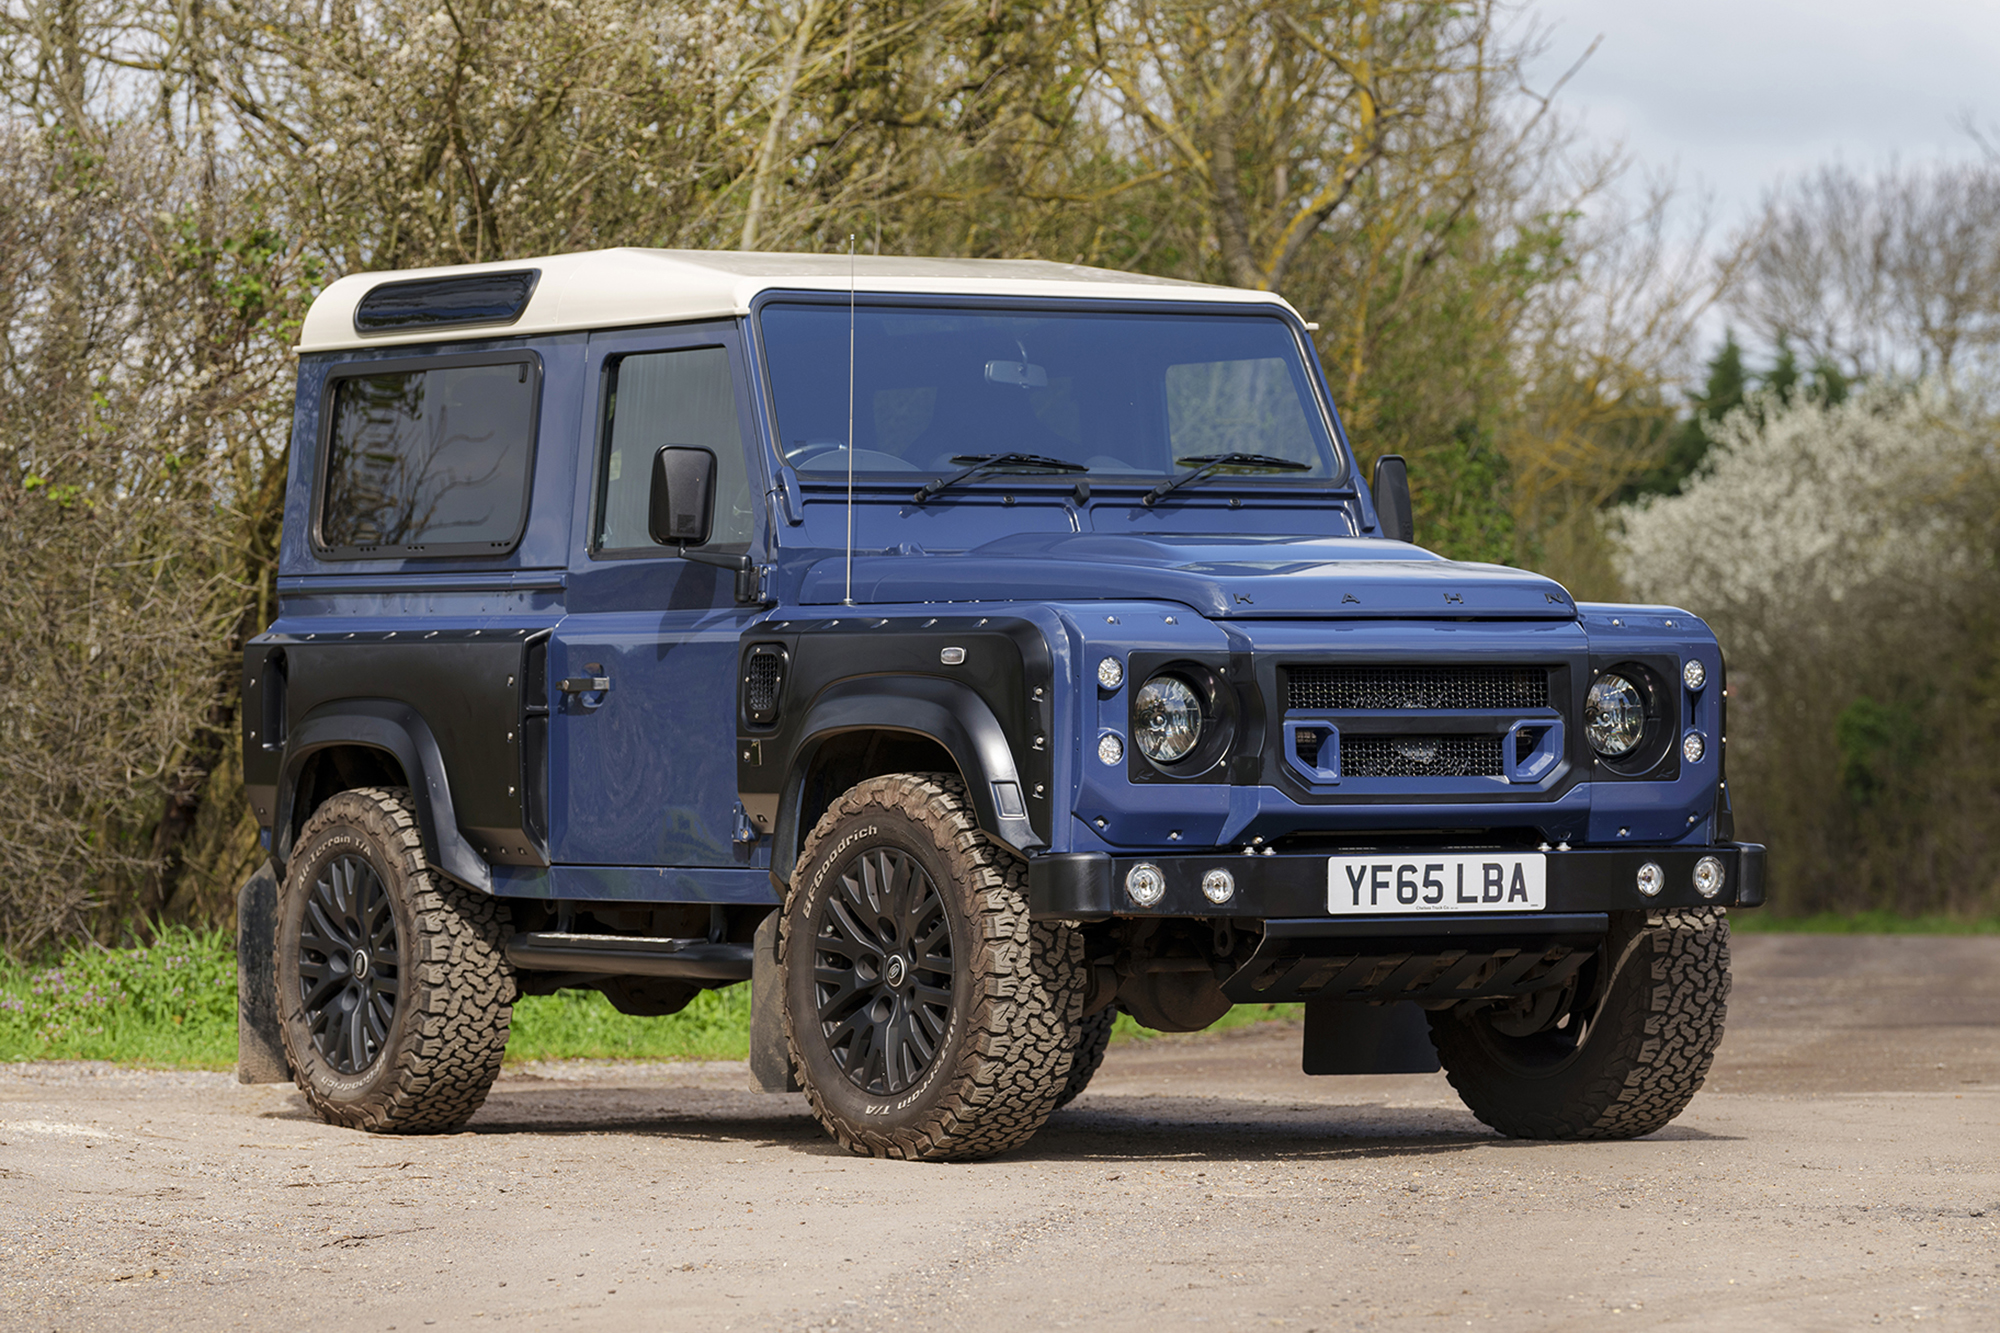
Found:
1693,855 -> 1725,899
1097,656 -> 1125,691
1585,674 -> 1646,757
1636,862 -> 1664,897
1125,863 -> 1166,907
1134,674 -> 1203,764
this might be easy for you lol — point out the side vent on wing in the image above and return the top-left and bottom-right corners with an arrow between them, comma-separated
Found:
742,644 -> 789,728
354,269 -> 540,334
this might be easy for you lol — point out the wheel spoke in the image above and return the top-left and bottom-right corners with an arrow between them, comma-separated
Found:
858,1024 -> 889,1091
300,968 -> 345,1012
912,908 -> 949,953
814,980 -> 866,1024
305,898 -> 350,951
346,997 -> 370,1072
875,851 -> 914,936
819,898 -> 877,955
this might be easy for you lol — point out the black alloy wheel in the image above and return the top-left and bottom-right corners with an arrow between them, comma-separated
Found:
298,851 -> 402,1075
781,773 -> 1086,1161
276,786 -> 515,1133
812,847 -> 954,1096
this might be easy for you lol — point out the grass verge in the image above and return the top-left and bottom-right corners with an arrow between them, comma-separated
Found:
12,909 -> 1997,1070
0,929 -> 1302,1069
1730,909 -> 2000,935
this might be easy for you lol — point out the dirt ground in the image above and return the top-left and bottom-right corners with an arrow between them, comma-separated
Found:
3,932 -> 1996,1333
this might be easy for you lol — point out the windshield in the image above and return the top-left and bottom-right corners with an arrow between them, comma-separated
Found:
758,304 -> 1343,484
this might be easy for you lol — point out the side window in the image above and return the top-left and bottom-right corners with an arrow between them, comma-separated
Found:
318,357 -> 539,557
597,346 -> 752,551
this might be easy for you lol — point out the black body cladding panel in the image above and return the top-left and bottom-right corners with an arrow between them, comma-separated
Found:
737,617 -> 1054,880
243,629 -> 548,890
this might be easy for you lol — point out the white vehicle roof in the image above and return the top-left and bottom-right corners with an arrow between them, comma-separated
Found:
296,248 -> 1300,353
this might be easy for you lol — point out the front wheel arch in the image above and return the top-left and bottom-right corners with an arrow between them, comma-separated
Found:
762,677 -> 1044,884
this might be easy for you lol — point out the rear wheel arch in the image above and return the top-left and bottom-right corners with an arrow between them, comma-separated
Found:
273,700 -> 491,893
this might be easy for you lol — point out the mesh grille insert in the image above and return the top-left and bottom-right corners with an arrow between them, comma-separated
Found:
744,653 -> 783,719
1287,665 -> 1548,711
1340,734 -> 1502,778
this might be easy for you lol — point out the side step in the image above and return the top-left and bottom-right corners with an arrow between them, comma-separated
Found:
505,932 -> 753,982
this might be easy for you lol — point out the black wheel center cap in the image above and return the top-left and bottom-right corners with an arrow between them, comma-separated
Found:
351,949 -> 371,981
883,954 -> 908,988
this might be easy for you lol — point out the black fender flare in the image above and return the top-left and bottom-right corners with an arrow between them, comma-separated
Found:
272,699 -> 492,894
770,675 -> 1043,884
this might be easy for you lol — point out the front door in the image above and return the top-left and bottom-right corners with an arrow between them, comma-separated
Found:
548,323 -> 766,867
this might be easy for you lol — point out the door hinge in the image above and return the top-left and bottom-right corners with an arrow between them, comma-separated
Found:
733,802 -> 761,844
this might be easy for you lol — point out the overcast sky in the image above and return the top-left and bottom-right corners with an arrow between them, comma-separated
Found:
1523,0 -> 2000,228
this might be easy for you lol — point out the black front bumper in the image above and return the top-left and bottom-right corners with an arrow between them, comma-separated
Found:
1029,842 -> 1763,1006
1028,841 -> 1765,921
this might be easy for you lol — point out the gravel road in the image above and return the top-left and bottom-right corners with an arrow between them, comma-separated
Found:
3,932 -> 1995,1332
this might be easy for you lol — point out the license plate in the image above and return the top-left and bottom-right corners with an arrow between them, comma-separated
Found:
1327,853 -> 1546,914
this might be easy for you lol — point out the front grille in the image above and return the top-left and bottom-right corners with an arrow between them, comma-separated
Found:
1340,734 -> 1502,778
1287,665 -> 1548,712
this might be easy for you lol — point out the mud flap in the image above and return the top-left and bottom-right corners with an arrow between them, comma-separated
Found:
750,910 -> 800,1093
1302,998 -> 1441,1075
236,862 -> 290,1084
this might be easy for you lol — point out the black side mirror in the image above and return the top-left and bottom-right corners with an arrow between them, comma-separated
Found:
1371,454 -> 1415,545
649,445 -> 715,547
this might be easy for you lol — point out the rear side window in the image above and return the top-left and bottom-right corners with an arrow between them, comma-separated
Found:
317,355 -> 540,558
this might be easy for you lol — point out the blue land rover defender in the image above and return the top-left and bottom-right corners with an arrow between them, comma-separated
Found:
236,250 -> 1762,1159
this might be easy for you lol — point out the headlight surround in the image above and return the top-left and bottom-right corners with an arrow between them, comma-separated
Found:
1585,673 -> 1647,758
1134,673 -> 1204,764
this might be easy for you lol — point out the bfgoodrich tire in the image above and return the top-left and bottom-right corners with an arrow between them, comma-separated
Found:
276,787 -> 515,1133
1053,1008 -> 1117,1110
782,773 -> 1086,1161
1426,907 -> 1729,1140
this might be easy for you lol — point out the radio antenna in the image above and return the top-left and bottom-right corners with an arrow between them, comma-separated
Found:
843,233 -> 856,606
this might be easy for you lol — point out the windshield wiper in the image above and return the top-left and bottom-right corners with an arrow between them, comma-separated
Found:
912,452 -> 1088,505
1141,452 -> 1313,507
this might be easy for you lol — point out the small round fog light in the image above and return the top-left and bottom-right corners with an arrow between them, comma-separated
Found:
1097,732 -> 1124,766
1097,656 -> 1125,690
1682,731 -> 1706,763
1636,862 -> 1664,897
1682,659 -> 1707,691
1693,855 -> 1725,899
1125,863 -> 1166,907
1201,868 -> 1236,905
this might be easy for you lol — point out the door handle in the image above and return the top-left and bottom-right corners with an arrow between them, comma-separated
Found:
558,676 -> 611,694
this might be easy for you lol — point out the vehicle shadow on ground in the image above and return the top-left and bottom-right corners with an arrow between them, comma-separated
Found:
256,1085 -> 1729,1156
1025,1094 -> 1731,1160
